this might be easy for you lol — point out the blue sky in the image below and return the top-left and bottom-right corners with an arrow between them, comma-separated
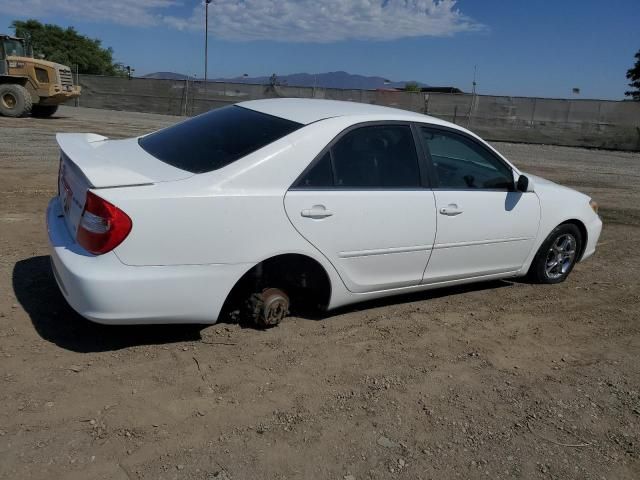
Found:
1,0 -> 638,99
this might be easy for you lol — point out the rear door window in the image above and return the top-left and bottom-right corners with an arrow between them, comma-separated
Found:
297,151 -> 334,188
295,124 -> 421,188
139,105 -> 302,174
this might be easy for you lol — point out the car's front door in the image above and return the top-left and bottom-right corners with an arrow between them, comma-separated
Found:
418,126 -> 541,283
284,123 -> 437,293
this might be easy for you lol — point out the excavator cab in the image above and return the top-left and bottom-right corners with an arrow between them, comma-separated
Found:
1,36 -> 29,57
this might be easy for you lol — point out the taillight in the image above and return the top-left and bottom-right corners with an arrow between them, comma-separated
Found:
77,191 -> 132,255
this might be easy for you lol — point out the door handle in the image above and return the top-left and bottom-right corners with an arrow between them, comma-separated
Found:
439,204 -> 463,216
301,205 -> 334,219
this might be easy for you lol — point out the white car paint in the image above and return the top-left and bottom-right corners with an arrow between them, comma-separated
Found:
285,190 -> 437,292
424,189 -> 540,283
47,98 -> 602,324
57,133 -> 192,187
518,174 -> 601,269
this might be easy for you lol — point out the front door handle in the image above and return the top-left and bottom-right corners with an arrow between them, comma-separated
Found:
301,205 -> 334,219
439,204 -> 463,216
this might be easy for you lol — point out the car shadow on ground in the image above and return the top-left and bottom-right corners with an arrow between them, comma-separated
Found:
14,255 -> 518,353
13,256 -> 205,353
308,279 -> 514,321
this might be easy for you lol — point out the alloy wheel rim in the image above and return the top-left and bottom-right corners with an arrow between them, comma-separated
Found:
545,233 -> 577,279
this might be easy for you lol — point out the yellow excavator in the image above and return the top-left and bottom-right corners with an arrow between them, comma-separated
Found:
0,34 -> 81,117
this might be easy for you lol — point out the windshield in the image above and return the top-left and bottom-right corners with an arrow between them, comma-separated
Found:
3,39 -> 28,57
139,106 -> 303,174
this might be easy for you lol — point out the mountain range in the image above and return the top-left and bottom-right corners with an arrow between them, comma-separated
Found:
142,70 -> 428,90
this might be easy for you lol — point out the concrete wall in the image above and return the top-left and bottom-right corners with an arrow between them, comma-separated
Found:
77,75 -> 640,151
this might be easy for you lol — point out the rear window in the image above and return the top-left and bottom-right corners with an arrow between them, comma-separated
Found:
138,105 -> 303,173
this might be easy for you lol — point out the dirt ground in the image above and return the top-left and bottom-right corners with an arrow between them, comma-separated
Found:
0,106 -> 639,480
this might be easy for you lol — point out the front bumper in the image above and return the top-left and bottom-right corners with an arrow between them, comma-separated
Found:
39,86 -> 82,106
580,214 -> 603,262
46,198 -> 250,325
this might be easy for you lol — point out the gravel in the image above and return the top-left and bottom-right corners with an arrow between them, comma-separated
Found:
0,106 -> 639,479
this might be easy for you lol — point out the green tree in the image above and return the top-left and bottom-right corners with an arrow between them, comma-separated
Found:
626,49 -> 640,100
404,81 -> 421,92
11,19 -> 125,76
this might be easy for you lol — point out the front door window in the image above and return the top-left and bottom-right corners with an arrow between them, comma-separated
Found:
420,128 -> 513,190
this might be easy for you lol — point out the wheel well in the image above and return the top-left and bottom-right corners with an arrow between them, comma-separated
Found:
561,219 -> 588,260
221,254 -> 332,321
0,77 -> 28,87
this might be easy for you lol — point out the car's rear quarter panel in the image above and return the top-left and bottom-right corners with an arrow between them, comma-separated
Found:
101,123 -> 336,265
96,119 -> 354,309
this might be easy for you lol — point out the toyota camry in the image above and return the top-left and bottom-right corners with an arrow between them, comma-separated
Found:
47,99 -> 602,327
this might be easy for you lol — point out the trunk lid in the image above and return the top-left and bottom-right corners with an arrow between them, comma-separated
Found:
56,133 -> 192,237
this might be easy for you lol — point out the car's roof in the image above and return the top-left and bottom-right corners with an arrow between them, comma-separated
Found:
239,98 -> 436,125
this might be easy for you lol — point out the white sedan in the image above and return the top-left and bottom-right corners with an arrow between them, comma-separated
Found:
47,99 -> 602,327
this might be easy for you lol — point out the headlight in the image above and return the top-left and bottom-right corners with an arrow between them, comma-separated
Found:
589,199 -> 599,215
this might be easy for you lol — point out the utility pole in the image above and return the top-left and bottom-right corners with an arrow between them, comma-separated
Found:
467,65 -> 478,127
204,0 -> 212,101
472,65 -> 477,95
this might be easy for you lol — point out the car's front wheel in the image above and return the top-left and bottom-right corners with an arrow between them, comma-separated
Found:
528,224 -> 582,284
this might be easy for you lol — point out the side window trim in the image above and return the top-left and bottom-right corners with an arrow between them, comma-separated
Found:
415,124 -> 515,192
410,123 -> 435,189
328,149 -> 338,186
290,121 -> 430,191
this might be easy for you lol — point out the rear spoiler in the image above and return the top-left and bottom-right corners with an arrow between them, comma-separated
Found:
56,132 -> 108,148
56,133 -> 155,188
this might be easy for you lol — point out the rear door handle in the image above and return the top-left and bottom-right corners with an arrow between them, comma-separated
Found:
301,205 -> 334,219
439,204 -> 463,216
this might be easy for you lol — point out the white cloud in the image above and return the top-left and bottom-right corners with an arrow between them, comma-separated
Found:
0,0 -> 180,28
1,0 -> 483,42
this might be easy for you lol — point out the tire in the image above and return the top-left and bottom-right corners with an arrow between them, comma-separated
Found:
245,288 -> 290,328
31,104 -> 58,118
528,223 -> 582,284
0,84 -> 33,117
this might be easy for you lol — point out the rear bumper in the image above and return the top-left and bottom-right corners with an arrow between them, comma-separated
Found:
46,198 -> 250,325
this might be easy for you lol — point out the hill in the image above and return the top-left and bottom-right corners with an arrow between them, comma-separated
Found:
142,70 -> 428,90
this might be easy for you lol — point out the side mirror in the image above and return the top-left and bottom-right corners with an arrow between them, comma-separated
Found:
516,175 -> 530,192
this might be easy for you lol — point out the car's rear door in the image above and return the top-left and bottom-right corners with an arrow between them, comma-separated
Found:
284,123 -> 437,293
417,125 -> 540,283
